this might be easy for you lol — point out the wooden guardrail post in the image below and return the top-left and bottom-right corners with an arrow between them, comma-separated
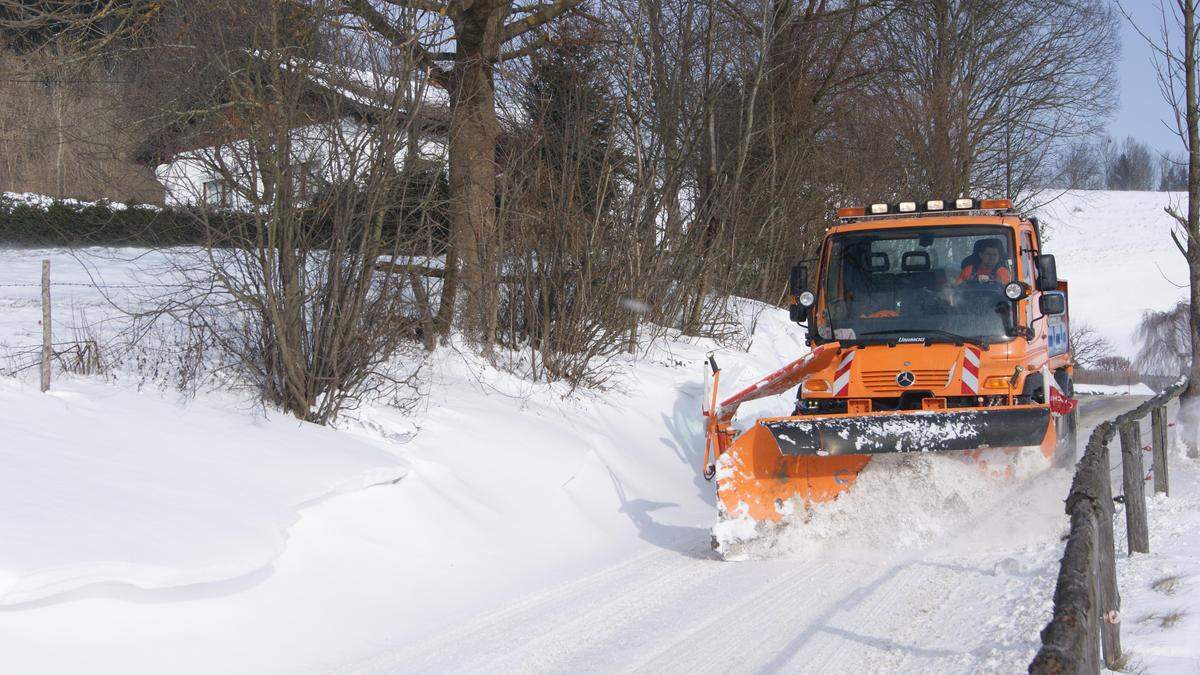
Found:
1151,406 -> 1169,496
1119,422 -> 1149,554
1096,441 -> 1122,666
1084,502 -> 1102,673
1030,500 -> 1103,674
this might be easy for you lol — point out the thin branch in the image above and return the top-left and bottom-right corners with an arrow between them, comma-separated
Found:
501,0 -> 585,43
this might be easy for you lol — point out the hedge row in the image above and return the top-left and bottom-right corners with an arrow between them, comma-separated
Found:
0,198 -> 210,246
0,189 -> 448,248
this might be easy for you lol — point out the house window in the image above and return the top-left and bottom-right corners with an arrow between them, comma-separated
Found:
203,179 -> 230,207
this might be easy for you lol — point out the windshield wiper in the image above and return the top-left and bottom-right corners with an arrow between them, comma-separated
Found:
859,328 -> 986,347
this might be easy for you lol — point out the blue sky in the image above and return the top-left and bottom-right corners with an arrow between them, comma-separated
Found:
1111,2 -> 1183,157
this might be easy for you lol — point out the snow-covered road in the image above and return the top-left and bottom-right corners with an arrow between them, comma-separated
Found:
342,398 -> 1139,674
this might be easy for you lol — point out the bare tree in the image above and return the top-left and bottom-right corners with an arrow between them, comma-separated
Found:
871,0 -> 1118,202
336,0 -> 589,354
1136,301 -> 1191,377
161,4 -> 440,422
1126,0 -> 1200,455
1106,136 -> 1156,190
1160,152 -> 1189,190
1070,322 -> 1115,368
1096,355 -> 1133,373
1052,138 -> 1105,190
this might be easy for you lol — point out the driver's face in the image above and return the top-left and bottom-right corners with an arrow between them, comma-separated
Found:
980,247 -> 1000,267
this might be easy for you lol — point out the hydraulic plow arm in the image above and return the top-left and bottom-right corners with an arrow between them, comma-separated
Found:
712,343 -> 842,425
702,343 -> 841,477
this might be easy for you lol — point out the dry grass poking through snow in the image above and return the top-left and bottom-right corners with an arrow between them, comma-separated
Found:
1108,651 -> 1148,675
1137,609 -> 1188,629
1151,574 -> 1183,596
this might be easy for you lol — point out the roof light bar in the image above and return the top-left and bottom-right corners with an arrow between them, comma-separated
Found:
836,196 -> 1012,220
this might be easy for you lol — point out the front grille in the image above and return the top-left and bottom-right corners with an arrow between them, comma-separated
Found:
861,369 -> 951,393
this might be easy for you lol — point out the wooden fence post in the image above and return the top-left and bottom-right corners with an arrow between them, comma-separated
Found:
1097,442 -> 1122,666
40,259 -> 51,392
1119,422 -> 1149,554
1151,406 -> 1169,496
1084,502 -> 1102,674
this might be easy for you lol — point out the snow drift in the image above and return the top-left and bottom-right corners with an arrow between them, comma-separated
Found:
0,378 -> 407,605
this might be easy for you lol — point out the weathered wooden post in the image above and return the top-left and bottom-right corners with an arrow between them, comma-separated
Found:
1096,441 -> 1122,666
1151,406 -> 1169,496
1084,502 -> 1102,674
1119,422 -> 1149,554
40,259 -> 51,392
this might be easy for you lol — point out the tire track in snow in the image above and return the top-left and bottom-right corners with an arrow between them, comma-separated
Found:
347,542 -> 721,673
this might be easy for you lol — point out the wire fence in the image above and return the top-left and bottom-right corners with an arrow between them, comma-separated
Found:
0,281 -> 184,289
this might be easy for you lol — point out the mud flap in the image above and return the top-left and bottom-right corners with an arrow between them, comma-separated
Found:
763,407 -> 1052,456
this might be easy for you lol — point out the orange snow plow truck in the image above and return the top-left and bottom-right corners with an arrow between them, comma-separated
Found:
702,198 -> 1078,525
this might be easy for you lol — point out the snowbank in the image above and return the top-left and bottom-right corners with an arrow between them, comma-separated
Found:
1075,382 -> 1156,396
1108,425 -> 1200,672
0,377 -> 407,605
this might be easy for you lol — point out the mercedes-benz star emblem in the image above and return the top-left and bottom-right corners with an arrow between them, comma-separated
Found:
895,371 -> 916,387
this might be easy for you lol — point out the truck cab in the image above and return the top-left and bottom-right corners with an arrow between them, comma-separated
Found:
790,198 -> 1072,415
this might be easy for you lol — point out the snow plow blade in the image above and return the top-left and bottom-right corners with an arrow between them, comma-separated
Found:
765,406 -> 1051,456
716,405 -> 1052,524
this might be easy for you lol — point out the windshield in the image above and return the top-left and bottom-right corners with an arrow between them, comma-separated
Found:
818,226 -> 1017,343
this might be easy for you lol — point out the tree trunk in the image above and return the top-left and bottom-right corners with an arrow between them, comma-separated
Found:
1184,1 -> 1200,457
447,5 -> 503,353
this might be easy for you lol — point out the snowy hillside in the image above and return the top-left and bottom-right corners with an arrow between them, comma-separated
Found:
1036,190 -> 1190,358
0,190 -> 1197,673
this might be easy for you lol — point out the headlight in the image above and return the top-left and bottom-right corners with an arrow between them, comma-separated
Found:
798,290 -> 816,307
870,203 -> 889,214
955,198 -> 975,209
898,201 -> 917,213
926,199 -> 945,210
1004,282 -> 1024,300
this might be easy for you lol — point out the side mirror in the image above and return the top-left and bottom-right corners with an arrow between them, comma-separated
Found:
789,263 -> 808,296
1035,254 -> 1058,291
1039,291 -> 1067,316
788,263 -> 813,324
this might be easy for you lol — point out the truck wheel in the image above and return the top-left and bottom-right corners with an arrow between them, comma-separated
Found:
1054,377 -> 1079,468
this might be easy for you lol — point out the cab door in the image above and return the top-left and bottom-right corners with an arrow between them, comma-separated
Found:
1020,229 -> 1038,333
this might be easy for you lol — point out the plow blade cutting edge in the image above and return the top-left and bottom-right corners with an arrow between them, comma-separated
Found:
765,406 -> 1051,456
715,405 -> 1054,523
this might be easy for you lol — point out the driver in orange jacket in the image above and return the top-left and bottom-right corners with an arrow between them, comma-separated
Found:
957,239 -> 1012,285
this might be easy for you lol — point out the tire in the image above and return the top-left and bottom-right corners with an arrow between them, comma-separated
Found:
1053,376 -> 1079,468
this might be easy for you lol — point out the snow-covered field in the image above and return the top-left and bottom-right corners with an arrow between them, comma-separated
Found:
1036,190 -> 1190,358
0,190 -> 1197,673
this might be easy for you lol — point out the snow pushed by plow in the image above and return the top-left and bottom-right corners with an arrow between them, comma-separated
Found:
714,447 -> 1053,561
